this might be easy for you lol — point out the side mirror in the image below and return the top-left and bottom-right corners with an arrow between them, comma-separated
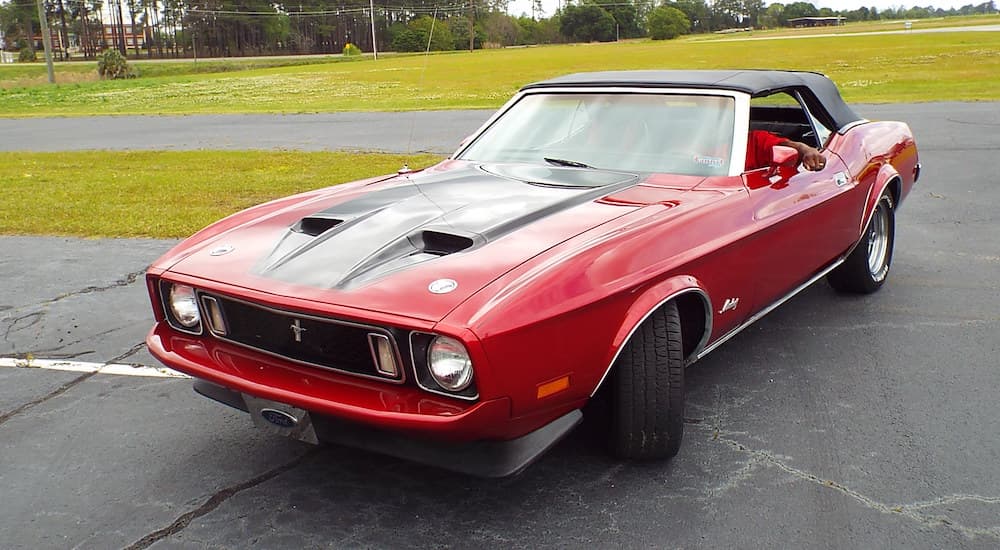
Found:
767,145 -> 800,180
771,145 -> 799,168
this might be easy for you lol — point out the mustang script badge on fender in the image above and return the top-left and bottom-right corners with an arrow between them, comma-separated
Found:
718,297 -> 740,314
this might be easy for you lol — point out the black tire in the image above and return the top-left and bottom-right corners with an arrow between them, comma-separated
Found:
609,301 -> 685,460
827,191 -> 895,294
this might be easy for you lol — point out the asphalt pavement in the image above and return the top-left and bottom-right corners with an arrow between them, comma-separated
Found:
0,111 -> 490,155
1,103 -> 999,548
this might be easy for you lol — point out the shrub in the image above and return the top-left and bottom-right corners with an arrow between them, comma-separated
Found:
342,42 -> 362,56
390,29 -> 424,52
97,49 -> 136,79
389,16 -> 456,52
647,6 -> 691,40
18,48 -> 37,63
559,4 -> 616,42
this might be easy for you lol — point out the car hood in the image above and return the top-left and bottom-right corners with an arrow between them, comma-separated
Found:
163,161 -> 696,322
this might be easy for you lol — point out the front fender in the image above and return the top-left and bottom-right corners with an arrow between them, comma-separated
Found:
589,276 -> 712,397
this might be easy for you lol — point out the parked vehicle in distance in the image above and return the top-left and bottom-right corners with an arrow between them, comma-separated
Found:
145,70 -> 920,476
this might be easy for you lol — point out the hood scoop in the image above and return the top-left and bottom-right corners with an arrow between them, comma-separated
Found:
414,230 -> 475,256
294,216 -> 343,237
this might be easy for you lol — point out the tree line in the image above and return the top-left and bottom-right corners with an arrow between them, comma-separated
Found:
1,0 -> 997,60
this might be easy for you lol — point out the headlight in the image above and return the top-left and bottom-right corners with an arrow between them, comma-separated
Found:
168,284 -> 201,328
427,336 -> 473,391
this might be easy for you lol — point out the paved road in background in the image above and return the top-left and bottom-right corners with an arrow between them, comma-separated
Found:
2,103 -> 999,548
0,111 -> 490,154
721,23 -> 1000,41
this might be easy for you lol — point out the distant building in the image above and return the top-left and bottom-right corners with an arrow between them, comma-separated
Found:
31,31 -> 70,53
788,16 -> 846,27
100,24 -> 147,49
30,23 -> 149,57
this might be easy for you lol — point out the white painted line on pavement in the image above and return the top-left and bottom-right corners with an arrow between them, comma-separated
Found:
0,357 -> 190,379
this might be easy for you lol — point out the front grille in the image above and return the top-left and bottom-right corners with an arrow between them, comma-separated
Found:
203,294 -> 400,381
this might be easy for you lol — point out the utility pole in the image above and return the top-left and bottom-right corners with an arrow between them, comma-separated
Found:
57,0 -> 68,60
469,0 -> 474,51
35,0 -> 55,83
116,0 -> 127,55
369,0 -> 377,60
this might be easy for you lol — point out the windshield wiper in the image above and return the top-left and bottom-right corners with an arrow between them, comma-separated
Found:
544,157 -> 592,169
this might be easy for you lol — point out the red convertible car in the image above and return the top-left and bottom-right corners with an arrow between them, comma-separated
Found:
146,70 -> 919,476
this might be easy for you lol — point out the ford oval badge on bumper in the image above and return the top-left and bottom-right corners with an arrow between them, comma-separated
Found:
243,394 -> 319,444
260,408 -> 298,428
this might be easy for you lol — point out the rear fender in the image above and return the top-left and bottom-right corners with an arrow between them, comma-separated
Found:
589,276 -> 711,397
863,165 -> 901,234
840,166 -> 899,260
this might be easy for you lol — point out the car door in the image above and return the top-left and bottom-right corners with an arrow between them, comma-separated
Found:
742,91 -> 865,310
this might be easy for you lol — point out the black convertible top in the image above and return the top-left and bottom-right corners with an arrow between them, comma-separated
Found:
521,70 -> 863,131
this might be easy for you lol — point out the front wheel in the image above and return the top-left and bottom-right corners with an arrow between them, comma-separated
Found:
828,192 -> 895,294
608,301 -> 685,460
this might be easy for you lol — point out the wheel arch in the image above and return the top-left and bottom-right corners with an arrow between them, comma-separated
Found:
589,277 -> 712,398
843,166 -> 900,261
828,167 -> 900,290
864,166 -> 901,232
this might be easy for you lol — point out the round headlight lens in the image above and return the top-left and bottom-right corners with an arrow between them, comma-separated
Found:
427,336 -> 473,392
168,284 -> 201,328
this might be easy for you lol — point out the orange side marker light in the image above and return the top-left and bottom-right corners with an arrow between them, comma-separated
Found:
536,375 -> 571,399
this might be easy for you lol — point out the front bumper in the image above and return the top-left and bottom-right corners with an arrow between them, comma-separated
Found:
148,322 -> 512,439
148,323 -> 583,475
194,379 -> 582,477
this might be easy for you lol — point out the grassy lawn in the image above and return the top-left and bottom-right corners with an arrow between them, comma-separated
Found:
0,151 -> 441,238
0,55 -> 371,89
1,25 -> 998,116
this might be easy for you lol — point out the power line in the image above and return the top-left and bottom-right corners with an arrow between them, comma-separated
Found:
185,3 -> 469,16
5,0 -> 473,18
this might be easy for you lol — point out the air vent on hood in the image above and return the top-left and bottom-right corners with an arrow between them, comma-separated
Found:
416,231 -> 474,256
294,216 -> 343,237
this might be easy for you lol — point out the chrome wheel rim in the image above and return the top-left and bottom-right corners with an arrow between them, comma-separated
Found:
867,204 -> 890,279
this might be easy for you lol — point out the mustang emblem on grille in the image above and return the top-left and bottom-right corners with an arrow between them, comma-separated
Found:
289,319 -> 307,342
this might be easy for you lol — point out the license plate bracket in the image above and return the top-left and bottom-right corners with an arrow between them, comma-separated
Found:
243,394 -> 319,445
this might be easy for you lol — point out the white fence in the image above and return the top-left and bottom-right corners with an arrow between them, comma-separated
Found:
0,52 -> 14,64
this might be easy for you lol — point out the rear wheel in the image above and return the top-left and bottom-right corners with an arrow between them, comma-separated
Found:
609,301 -> 685,460
828,191 -> 895,294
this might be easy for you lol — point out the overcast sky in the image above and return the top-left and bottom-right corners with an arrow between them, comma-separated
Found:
506,1 -> 991,20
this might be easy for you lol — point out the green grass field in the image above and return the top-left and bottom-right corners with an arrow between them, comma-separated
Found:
1,24 -> 998,117
0,151 -> 441,238
0,54 -> 373,89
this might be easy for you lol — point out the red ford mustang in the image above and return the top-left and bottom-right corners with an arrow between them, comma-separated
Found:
146,70 -> 919,476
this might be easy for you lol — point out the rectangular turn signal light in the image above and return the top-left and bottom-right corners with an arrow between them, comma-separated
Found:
536,375 -> 570,399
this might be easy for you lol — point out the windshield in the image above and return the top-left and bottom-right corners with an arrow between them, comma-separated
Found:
458,93 -> 736,176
